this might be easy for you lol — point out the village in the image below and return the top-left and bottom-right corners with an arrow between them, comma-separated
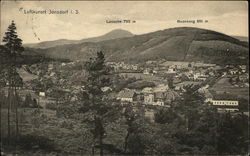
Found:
2,58 -> 247,120
108,60 -> 248,112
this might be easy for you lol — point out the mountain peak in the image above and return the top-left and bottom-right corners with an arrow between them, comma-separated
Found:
103,29 -> 134,38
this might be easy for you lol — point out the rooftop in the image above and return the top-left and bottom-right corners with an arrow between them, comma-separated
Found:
117,89 -> 135,98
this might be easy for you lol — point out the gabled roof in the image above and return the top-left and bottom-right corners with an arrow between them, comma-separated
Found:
153,84 -> 168,92
142,87 -> 153,93
117,89 -> 135,98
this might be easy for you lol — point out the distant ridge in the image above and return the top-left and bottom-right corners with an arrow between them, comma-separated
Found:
232,36 -> 248,42
24,29 -> 134,49
24,27 -> 249,65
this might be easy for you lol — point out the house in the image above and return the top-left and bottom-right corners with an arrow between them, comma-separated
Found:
197,76 -> 207,81
239,65 -> 247,73
229,68 -> 238,75
39,92 -> 46,97
50,72 -> 56,77
192,71 -> 208,81
144,93 -> 155,104
212,100 -> 238,106
143,68 -> 151,75
210,94 -> 239,112
212,100 -> 239,112
153,84 -> 169,92
152,70 -> 158,74
142,87 -> 153,93
208,71 -> 215,76
117,89 -> 136,102
142,87 -> 154,104
101,86 -> 112,92
142,85 -> 171,106
48,64 -> 54,71
166,67 -> 176,73
131,65 -> 138,70
154,92 -> 165,106
239,74 -> 249,82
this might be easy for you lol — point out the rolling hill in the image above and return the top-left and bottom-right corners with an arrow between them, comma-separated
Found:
24,29 -> 134,49
24,27 -> 249,65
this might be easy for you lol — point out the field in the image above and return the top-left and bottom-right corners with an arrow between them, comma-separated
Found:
1,107 -> 127,154
210,77 -> 249,100
119,72 -> 166,84
17,68 -> 38,82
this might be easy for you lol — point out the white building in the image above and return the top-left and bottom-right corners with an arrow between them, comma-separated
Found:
212,100 -> 238,106
212,99 -> 239,112
39,92 -> 46,97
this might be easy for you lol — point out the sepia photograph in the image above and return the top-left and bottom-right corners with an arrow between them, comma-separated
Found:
0,0 -> 249,155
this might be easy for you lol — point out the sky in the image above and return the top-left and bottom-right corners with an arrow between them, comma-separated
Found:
0,1 -> 248,44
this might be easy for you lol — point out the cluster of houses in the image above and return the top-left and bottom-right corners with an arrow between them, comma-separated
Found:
142,62 -> 218,82
106,62 -> 139,71
110,61 -> 248,112
116,82 -> 241,112
227,64 -> 247,75
117,84 -> 178,106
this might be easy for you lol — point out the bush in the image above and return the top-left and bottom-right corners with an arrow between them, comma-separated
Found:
17,134 -> 56,151
45,103 -> 57,110
1,134 -> 56,152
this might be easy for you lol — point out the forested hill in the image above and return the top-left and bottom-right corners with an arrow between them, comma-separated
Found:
24,29 -> 134,49
24,27 -> 249,65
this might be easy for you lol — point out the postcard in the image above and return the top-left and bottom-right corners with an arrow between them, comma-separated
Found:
0,1 -> 248,155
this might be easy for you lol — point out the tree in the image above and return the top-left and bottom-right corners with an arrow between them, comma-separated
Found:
238,98 -> 248,112
2,21 -> 24,57
2,20 -> 24,143
123,105 -> 138,153
217,113 -> 248,154
181,85 -> 204,131
23,94 -> 32,107
83,51 -> 118,156
154,108 -> 178,124
167,75 -> 174,89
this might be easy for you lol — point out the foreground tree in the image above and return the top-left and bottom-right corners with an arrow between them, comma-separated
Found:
2,20 -> 24,143
82,51 -> 120,155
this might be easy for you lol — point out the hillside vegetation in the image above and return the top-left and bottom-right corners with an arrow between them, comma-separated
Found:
25,27 -> 249,65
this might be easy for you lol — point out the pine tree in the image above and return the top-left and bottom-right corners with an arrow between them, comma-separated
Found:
181,85 -> 204,131
123,105 -> 139,153
3,20 -> 24,58
83,51 -> 118,156
2,20 -> 24,143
